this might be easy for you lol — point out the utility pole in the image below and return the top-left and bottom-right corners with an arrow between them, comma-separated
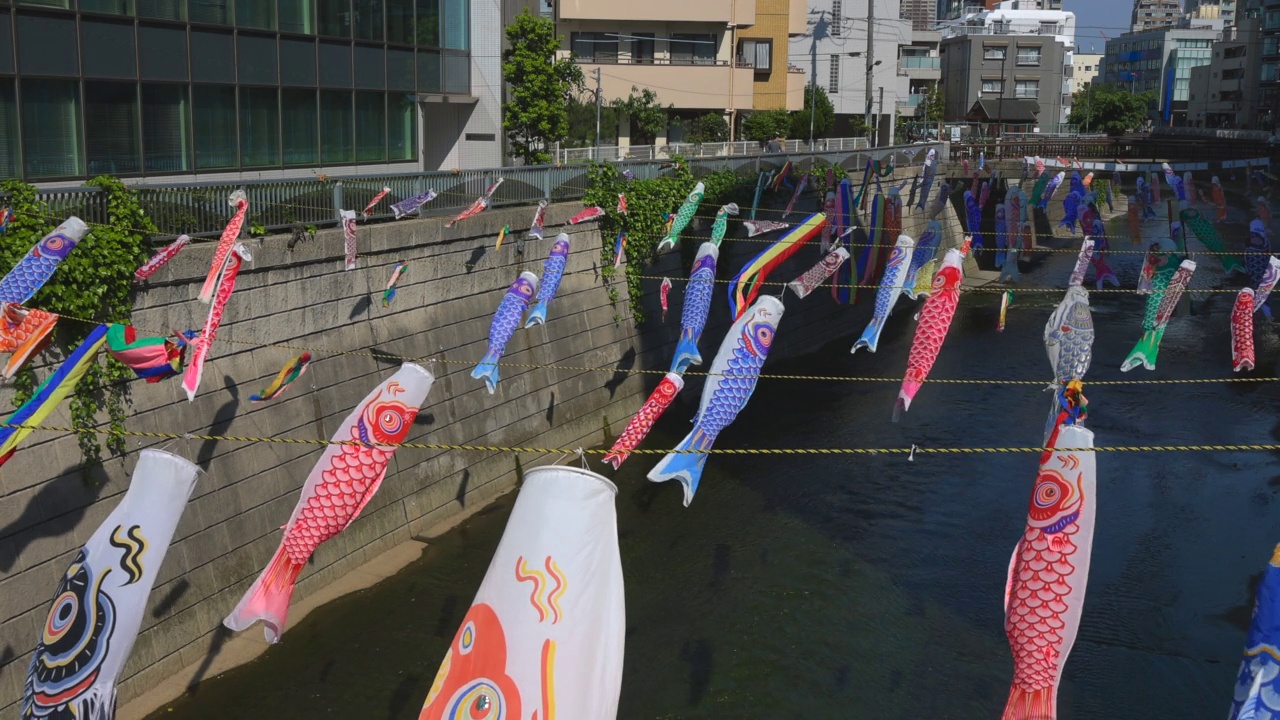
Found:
809,37 -> 818,147
878,86 -> 884,144
593,67 -> 602,162
865,0 -> 876,146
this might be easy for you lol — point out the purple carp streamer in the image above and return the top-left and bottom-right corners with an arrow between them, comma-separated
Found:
390,189 -> 438,219
525,234 -> 570,328
472,272 -> 538,394
0,217 -> 89,304
670,242 -> 718,374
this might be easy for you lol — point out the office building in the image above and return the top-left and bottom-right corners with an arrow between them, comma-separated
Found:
555,0 -> 806,146
1101,24 -> 1218,125
1187,17 -> 1263,127
1132,0 -> 1183,32
1074,51 -> 1103,88
0,0 -> 504,184
1261,0 -> 1279,129
937,0 -> 1077,127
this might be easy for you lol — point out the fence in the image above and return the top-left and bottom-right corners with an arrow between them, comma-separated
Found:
555,137 -> 870,164
953,135 -> 1280,163
26,140 -> 930,242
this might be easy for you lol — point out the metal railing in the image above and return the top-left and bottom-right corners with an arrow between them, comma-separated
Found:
24,139 -> 923,241
899,56 -> 942,70
554,136 -> 871,164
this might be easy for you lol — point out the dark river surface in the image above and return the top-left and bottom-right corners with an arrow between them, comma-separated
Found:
150,214 -> 1280,719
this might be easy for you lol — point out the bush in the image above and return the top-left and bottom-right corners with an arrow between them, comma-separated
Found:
741,110 -> 791,142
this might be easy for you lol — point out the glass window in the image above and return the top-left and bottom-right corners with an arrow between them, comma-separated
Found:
17,14 -> 78,77
981,78 -> 1004,93
354,0 -> 382,41
191,30 -> 235,82
828,53 -> 839,93
443,52 -> 467,93
238,0 -> 276,29
632,33 -> 655,63
240,87 -> 279,167
355,91 -> 385,161
138,0 -> 186,19
85,82 -> 140,176
193,84 -> 237,169
984,45 -> 1006,60
1015,79 -> 1039,97
280,0 -> 315,33
142,84 -> 190,172
319,0 -> 351,36
417,49 -> 440,92
387,0 -> 414,44
388,48 -> 414,89
443,0 -> 467,50
281,37 -> 318,85
0,14 -> 11,76
81,0 -> 134,14
238,34 -> 279,84
139,25 -> 189,81
282,88 -> 318,164
416,0 -> 439,46
671,34 -> 714,64
19,0 -> 72,8
0,81 -> 15,180
21,79 -> 82,179
1264,37 -> 1279,56
1016,46 -> 1041,65
388,91 -> 415,161
190,0 -> 232,24
320,89 -> 353,163
319,40 -> 353,86
354,45 -> 385,88
571,32 -> 613,62
82,19 -> 138,79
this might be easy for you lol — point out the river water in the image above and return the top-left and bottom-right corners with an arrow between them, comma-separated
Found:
150,212 -> 1280,719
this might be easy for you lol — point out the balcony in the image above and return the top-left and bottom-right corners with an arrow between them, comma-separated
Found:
576,59 -> 755,110
899,55 -> 942,80
785,68 -> 806,111
558,0 -> 754,24
1016,53 -> 1042,66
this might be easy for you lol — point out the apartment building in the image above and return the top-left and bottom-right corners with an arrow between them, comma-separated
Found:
938,1 -> 1077,128
556,0 -> 806,146
896,29 -> 941,120
1101,24 -> 1218,125
1262,0 -> 1280,129
1074,52 -> 1103,88
1187,17 -> 1263,127
939,0 -> 1060,23
789,0 -> 911,144
0,0 -> 505,184
1132,0 -> 1183,32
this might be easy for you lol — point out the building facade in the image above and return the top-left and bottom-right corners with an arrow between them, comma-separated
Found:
937,1 -> 1076,127
1074,51 -> 1102,88
0,0 -> 502,185
789,0 -> 911,144
1262,0 -> 1280,129
555,0 -> 804,146
1187,16 -> 1263,127
896,28 -> 941,120
1131,0 -> 1183,32
1101,25 -> 1218,125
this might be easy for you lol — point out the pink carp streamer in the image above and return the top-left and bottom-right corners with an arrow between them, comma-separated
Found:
602,372 -> 684,469
783,173 -> 809,218
744,220 -> 789,237
569,206 -> 605,224
894,246 -> 965,421
341,210 -> 358,270
660,277 -> 672,321
198,191 -> 248,302
446,178 -> 503,227
134,234 -> 190,283
787,247 -> 849,299
362,186 -> 392,217
184,243 -> 251,401
1233,288 -> 1256,372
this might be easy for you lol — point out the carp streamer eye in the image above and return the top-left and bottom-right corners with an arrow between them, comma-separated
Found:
446,680 -> 504,720
378,407 -> 406,436
45,592 -> 78,642
754,326 -> 774,349
1035,479 -> 1062,508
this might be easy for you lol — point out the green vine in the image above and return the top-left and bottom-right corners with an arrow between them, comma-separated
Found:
583,156 -> 751,323
0,176 -> 151,476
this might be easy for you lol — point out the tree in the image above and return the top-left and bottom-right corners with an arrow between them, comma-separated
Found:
741,109 -> 791,142
924,85 -> 945,122
611,87 -> 670,145
789,84 -> 836,139
687,113 -> 730,144
1068,84 -> 1156,136
565,97 -> 618,147
502,11 -> 584,165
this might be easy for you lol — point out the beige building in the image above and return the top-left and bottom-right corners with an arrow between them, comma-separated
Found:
1074,52 -> 1103,90
555,0 -> 806,145
1188,17 -> 1263,128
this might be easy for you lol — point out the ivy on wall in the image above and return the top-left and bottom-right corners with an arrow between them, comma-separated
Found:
583,157 -> 752,324
0,176 -> 152,474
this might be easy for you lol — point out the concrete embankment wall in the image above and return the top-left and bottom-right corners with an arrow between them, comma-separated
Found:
0,189 -> 902,718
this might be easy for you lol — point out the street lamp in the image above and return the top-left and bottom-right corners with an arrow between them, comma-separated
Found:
864,59 -> 882,146
811,51 -> 864,148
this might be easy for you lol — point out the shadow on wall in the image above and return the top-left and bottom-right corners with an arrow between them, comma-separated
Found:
0,462 -> 110,573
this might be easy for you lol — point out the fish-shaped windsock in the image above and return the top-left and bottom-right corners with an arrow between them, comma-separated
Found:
613,230 -> 626,268
199,193 -> 249,299
1060,192 -> 1082,234
0,303 -> 58,379
1212,176 -> 1228,221
526,199 -> 549,240
1232,288 -> 1256,372
382,260 -> 408,306
342,209 -> 359,270
915,148 -> 936,211
569,206 -> 605,225
852,235 -> 914,354
134,234 -> 190,283
1184,172 -> 1198,203
1162,163 -> 1182,201
1258,196 -> 1273,226
995,205 -> 1010,267
970,172 -> 981,201
729,213 -> 824,319
743,220 -> 790,237
978,152 -> 985,171
895,247 -> 964,420
603,372 -> 684,470
1003,422 -> 1096,720
617,193 -> 628,215
1150,171 -> 1162,203
446,178 -> 502,227
472,272 -> 538,393
710,203 -> 740,246
657,182 -> 704,251
362,186 -> 392,217
979,181 -> 991,210
906,173 -> 919,213
1031,173 -> 1052,208
965,191 -> 983,249
1122,259 -> 1195,372
250,353 -> 312,402
183,243 -> 251,402
926,181 -> 951,221
226,364 -> 433,643
525,234 -> 570,328
1069,171 -> 1084,198
0,217 -> 89,304
1035,157 -> 1046,177
660,277 -> 672,321
648,295 -> 783,506
750,171 -> 770,220
1039,172 -> 1065,209
820,191 -> 836,253
1254,256 -> 1280,317
390,189 -> 438,219
1226,544 -> 1280,720
999,290 -> 1011,332
1246,219 -> 1270,286
670,243 -> 718,374
1083,172 -> 1094,189
1127,196 -> 1143,245
903,221 -> 941,300
783,174 -> 809,219
1045,285 -> 1094,387
788,247 -> 849,299
1068,239 -> 1094,288
494,225 -> 510,250
1090,230 -> 1119,290
1137,238 -> 1175,295
1182,207 -> 1244,274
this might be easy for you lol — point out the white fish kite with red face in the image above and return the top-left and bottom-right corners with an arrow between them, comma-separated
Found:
894,246 -> 964,421
225,363 -> 434,642
1002,421 -> 1096,720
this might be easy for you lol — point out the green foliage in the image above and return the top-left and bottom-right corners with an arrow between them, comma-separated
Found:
0,176 -> 150,474
502,11 -> 584,165
611,87 -> 670,145
1068,85 -> 1156,136
687,113 -> 730,144
565,97 -> 619,148
741,109 -> 791,142
583,158 -> 751,323
789,84 -> 836,139
925,85 -> 945,122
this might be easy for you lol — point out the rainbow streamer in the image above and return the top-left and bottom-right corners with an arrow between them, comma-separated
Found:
833,179 -> 855,304
0,323 -> 107,467
106,324 -> 188,383
613,231 -> 626,268
383,260 -> 408,306
858,194 -> 885,302
494,225 -> 510,250
250,353 -> 312,403
770,162 -> 793,192
729,212 -> 826,319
